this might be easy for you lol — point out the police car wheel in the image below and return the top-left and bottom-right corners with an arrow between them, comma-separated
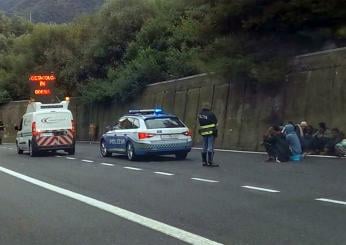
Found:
16,142 -> 23,154
100,140 -> 111,157
66,147 -> 75,155
126,142 -> 137,161
175,152 -> 188,160
29,142 -> 39,157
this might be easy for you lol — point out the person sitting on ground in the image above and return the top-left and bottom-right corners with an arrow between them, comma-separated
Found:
283,124 -> 302,160
302,124 -> 315,154
324,128 -> 344,155
312,122 -> 332,154
293,121 -> 311,152
335,138 -> 346,157
263,127 -> 276,161
295,121 -> 304,141
263,126 -> 291,163
0,120 -> 4,145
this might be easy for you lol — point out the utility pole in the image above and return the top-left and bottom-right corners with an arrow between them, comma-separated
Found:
29,11 -> 32,22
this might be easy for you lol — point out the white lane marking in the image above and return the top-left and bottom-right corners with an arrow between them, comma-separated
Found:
76,141 -> 99,144
0,166 -> 223,245
192,147 -> 266,155
100,162 -> 115,167
191,178 -> 219,183
66,157 -> 76,160
307,155 -> 344,159
242,185 -> 280,193
316,198 -> 346,206
7,147 -> 13,150
192,147 -> 346,159
82,159 -> 94,163
56,156 -> 63,158
154,172 -> 174,176
124,166 -> 142,171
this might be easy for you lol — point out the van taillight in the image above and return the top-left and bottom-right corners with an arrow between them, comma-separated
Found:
183,130 -> 192,137
32,122 -> 39,137
138,132 -> 154,140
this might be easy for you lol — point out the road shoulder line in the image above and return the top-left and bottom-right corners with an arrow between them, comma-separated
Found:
0,166 -> 223,245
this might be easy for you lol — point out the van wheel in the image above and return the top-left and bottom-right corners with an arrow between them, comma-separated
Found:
100,140 -> 111,157
29,142 -> 39,157
126,142 -> 137,161
16,142 -> 23,155
66,146 -> 75,155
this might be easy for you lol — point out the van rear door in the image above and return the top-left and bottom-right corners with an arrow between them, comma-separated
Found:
35,111 -> 72,132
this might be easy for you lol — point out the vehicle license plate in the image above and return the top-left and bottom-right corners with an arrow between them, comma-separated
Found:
54,131 -> 66,136
41,133 -> 53,137
161,135 -> 177,140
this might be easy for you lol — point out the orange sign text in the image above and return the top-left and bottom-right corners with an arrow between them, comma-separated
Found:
29,75 -> 56,82
34,89 -> 52,95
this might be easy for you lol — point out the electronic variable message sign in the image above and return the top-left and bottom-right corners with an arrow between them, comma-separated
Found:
29,73 -> 56,102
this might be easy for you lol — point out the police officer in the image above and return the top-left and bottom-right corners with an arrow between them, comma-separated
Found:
0,120 -> 4,145
198,107 -> 218,166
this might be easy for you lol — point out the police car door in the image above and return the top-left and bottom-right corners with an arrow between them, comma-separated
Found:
124,117 -> 140,145
111,117 -> 128,153
115,117 -> 139,152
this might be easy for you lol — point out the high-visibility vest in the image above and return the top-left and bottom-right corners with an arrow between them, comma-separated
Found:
199,123 -> 217,136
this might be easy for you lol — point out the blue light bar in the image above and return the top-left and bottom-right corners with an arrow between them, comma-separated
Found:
128,108 -> 166,115
128,109 -> 153,114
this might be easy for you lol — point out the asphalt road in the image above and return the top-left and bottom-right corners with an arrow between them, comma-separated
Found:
0,142 -> 345,245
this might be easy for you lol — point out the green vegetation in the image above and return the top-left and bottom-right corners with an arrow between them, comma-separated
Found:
0,0 -> 345,103
0,0 -> 104,23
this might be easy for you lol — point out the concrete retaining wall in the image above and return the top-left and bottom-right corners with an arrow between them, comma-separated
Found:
2,47 -> 346,150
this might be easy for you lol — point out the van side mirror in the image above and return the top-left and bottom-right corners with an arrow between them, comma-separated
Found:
14,125 -> 19,131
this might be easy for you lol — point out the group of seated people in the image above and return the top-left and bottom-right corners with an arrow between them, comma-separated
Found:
263,121 -> 346,162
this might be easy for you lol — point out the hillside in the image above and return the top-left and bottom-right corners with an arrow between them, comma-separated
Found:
0,0 -> 104,23
0,0 -> 345,103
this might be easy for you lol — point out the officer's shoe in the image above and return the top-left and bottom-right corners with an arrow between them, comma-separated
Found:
207,152 -> 213,166
208,162 -> 219,167
207,152 -> 219,167
202,152 -> 208,166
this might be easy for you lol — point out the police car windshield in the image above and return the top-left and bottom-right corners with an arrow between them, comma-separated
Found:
145,117 -> 185,129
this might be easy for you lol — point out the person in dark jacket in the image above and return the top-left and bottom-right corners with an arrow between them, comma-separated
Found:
325,128 -> 344,155
301,124 -> 315,154
335,138 -> 346,157
0,120 -> 4,145
311,122 -> 332,154
198,107 -> 218,166
263,126 -> 291,163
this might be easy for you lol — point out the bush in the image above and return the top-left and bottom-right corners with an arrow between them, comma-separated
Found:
2,0 -> 346,102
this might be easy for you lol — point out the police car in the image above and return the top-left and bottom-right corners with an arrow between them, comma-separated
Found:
99,109 -> 192,160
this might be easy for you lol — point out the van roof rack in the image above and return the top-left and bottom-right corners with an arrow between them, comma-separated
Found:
26,100 -> 70,113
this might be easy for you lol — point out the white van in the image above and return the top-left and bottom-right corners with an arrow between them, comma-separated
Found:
15,100 -> 75,156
